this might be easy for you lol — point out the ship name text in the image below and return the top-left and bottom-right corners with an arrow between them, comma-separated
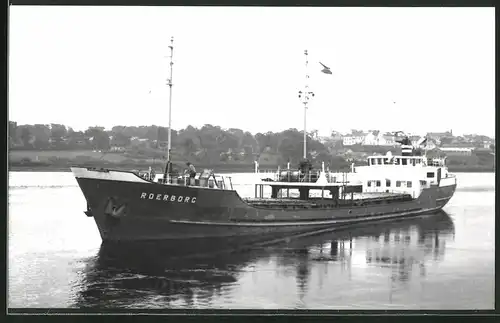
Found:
140,192 -> 197,204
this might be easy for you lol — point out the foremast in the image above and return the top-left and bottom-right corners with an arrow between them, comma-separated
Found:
164,36 -> 174,181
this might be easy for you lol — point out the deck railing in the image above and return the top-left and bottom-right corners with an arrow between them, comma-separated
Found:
155,173 -> 233,190
256,168 -> 354,184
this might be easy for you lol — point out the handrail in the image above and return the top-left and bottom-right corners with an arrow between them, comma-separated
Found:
157,173 -> 223,189
256,168 -> 355,184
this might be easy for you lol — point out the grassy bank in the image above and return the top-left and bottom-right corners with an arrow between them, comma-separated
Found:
9,149 -> 495,174
8,162 -> 261,174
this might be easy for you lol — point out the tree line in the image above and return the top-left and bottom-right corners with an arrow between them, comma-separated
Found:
8,121 -> 345,166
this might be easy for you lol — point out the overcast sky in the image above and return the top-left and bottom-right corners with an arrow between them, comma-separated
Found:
9,6 -> 495,137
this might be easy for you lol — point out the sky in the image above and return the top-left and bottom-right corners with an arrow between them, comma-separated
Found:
9,6 -> 495,138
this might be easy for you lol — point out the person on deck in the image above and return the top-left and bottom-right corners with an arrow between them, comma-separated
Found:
185,162 -> 197,185
186,162 -> 196,177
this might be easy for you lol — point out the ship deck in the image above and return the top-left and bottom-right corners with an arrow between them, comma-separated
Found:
258,180 -> 361,188
244,192 -> 413,209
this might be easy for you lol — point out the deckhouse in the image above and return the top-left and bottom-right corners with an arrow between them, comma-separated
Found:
354,149 -> 455,199
254,140 -> 457,202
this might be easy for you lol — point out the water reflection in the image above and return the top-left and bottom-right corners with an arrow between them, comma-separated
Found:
75,211 -> 454,309
75,244 -> 250,308
271,211 -> 454,301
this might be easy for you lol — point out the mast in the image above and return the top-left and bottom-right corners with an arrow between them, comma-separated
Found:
163,36 -> 174,179
298,49 -> 314,159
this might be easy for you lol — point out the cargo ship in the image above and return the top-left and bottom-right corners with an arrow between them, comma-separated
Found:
71,38 -> 456,244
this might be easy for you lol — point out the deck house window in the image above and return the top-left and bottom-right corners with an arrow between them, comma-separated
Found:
420,180 -> 427,186
376,181 -> 381,187
384,158 -> 390,165
395,158 -> 400,165
367,181 -> 372,187
407,181 -> 412,188
402,158 -> 408,166
396,181 -> 401,187
386,179 -> 391,187
377,158 -> 382,165
427,172 -> 435,178
412,159 -> 416,166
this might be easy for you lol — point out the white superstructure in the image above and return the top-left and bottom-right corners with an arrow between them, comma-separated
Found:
352,150 -> 457,198
256,143 -> 457,201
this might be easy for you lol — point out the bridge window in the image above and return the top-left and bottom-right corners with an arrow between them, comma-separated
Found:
396,181 -> 401,187
395,158 -> 400,165
367,181 -> 372,187
427,172 -> 435,178
377,158 -> 382,165
386,179 -> 391,187
402,158 -> 408,166
407,181 -> 412,188
420,180 -> 427,186
384,158 -> 390,164
412,159 -> 416,166
376,180 -> 381,187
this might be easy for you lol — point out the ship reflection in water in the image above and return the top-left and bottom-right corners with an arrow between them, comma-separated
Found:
75,211 -> 455,309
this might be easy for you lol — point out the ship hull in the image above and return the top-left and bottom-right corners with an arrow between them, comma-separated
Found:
72,168 -> 456,244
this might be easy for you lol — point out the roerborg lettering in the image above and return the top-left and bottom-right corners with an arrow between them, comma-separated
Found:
140,192 -> 197,204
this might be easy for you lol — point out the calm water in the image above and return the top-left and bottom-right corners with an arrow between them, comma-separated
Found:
8,172 -> 495,309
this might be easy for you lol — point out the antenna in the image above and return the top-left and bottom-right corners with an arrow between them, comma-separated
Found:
298,49 -> 314,159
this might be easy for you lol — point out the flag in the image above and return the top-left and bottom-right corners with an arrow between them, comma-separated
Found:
319,62 -> 332,75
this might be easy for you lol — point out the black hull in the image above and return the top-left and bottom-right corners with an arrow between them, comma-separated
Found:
74,169 -> 456,243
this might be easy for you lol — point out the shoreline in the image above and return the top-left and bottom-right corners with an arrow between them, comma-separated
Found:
8,165 -> 495,174
7,165 -> 260,174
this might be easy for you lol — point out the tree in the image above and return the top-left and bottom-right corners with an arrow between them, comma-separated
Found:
111,132 -> 131,147
228,128 -> 245,147
157,127 -> 168,142
50,124 -> 67,139
85,126 -> 106,138
145,125 -> 159,141
30,124 -> 51,149
85,127 -> 110,150
8,121 -> 17,143
278,137 -> 298,163
20,127 -> 32,147
184,138 -> 196,155
67,130 -> 87,149
218,132 -> 240,151
199,124 -> 222,150
255,132 -> 271,153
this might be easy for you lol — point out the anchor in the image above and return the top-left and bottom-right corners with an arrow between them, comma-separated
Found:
104,197 -> 128,219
